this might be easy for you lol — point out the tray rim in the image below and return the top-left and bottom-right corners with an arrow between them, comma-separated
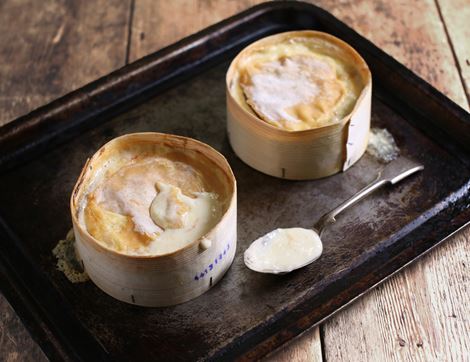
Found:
0,1 -> 469,361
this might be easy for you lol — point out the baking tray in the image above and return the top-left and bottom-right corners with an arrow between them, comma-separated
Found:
0,2 -> 469,361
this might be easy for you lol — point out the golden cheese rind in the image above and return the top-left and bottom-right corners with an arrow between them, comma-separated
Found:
232,34 -> 366,131
78,138 -> 229,255
84,197 -> 152,252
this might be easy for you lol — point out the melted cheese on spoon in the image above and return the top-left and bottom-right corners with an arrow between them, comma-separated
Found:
244,228 -> 323,274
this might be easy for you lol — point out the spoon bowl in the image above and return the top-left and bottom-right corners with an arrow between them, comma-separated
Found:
244,228 -> 322,274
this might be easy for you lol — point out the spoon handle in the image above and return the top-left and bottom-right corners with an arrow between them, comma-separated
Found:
313,159 -> 424,235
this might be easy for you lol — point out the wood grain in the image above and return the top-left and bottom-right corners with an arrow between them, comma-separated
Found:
436,0 -> 470,104
0,0 -> 132,125
129,0 -> 263,61
0,0 -> 131,360
267,326 -> 323,362
320,0 -> 469,111
322,233 -> 469,361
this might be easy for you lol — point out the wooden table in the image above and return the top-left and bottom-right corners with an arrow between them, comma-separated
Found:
0,1 -> 468,360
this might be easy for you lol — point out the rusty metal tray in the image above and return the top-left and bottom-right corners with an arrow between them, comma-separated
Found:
0,2 -> 469,361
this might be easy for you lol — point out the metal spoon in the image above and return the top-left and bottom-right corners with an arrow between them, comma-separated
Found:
244,158 -> 424,274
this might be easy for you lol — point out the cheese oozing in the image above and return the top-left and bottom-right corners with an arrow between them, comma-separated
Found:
148,182 -> 220,255
150,182 -> 191,229
83,157 -> 222,255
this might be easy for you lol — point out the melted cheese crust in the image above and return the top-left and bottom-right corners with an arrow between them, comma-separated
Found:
236,38 -> 363,131
83,157 -> 222,255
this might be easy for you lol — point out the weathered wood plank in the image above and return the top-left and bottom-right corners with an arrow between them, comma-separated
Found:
0,0 -> 132,125
0,0 -> 131,360
436,0 -> 470,104
265,326 -> 323,362
322,233 -> 469,361
319,0 -> 469,111
129,0 -> 263,61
